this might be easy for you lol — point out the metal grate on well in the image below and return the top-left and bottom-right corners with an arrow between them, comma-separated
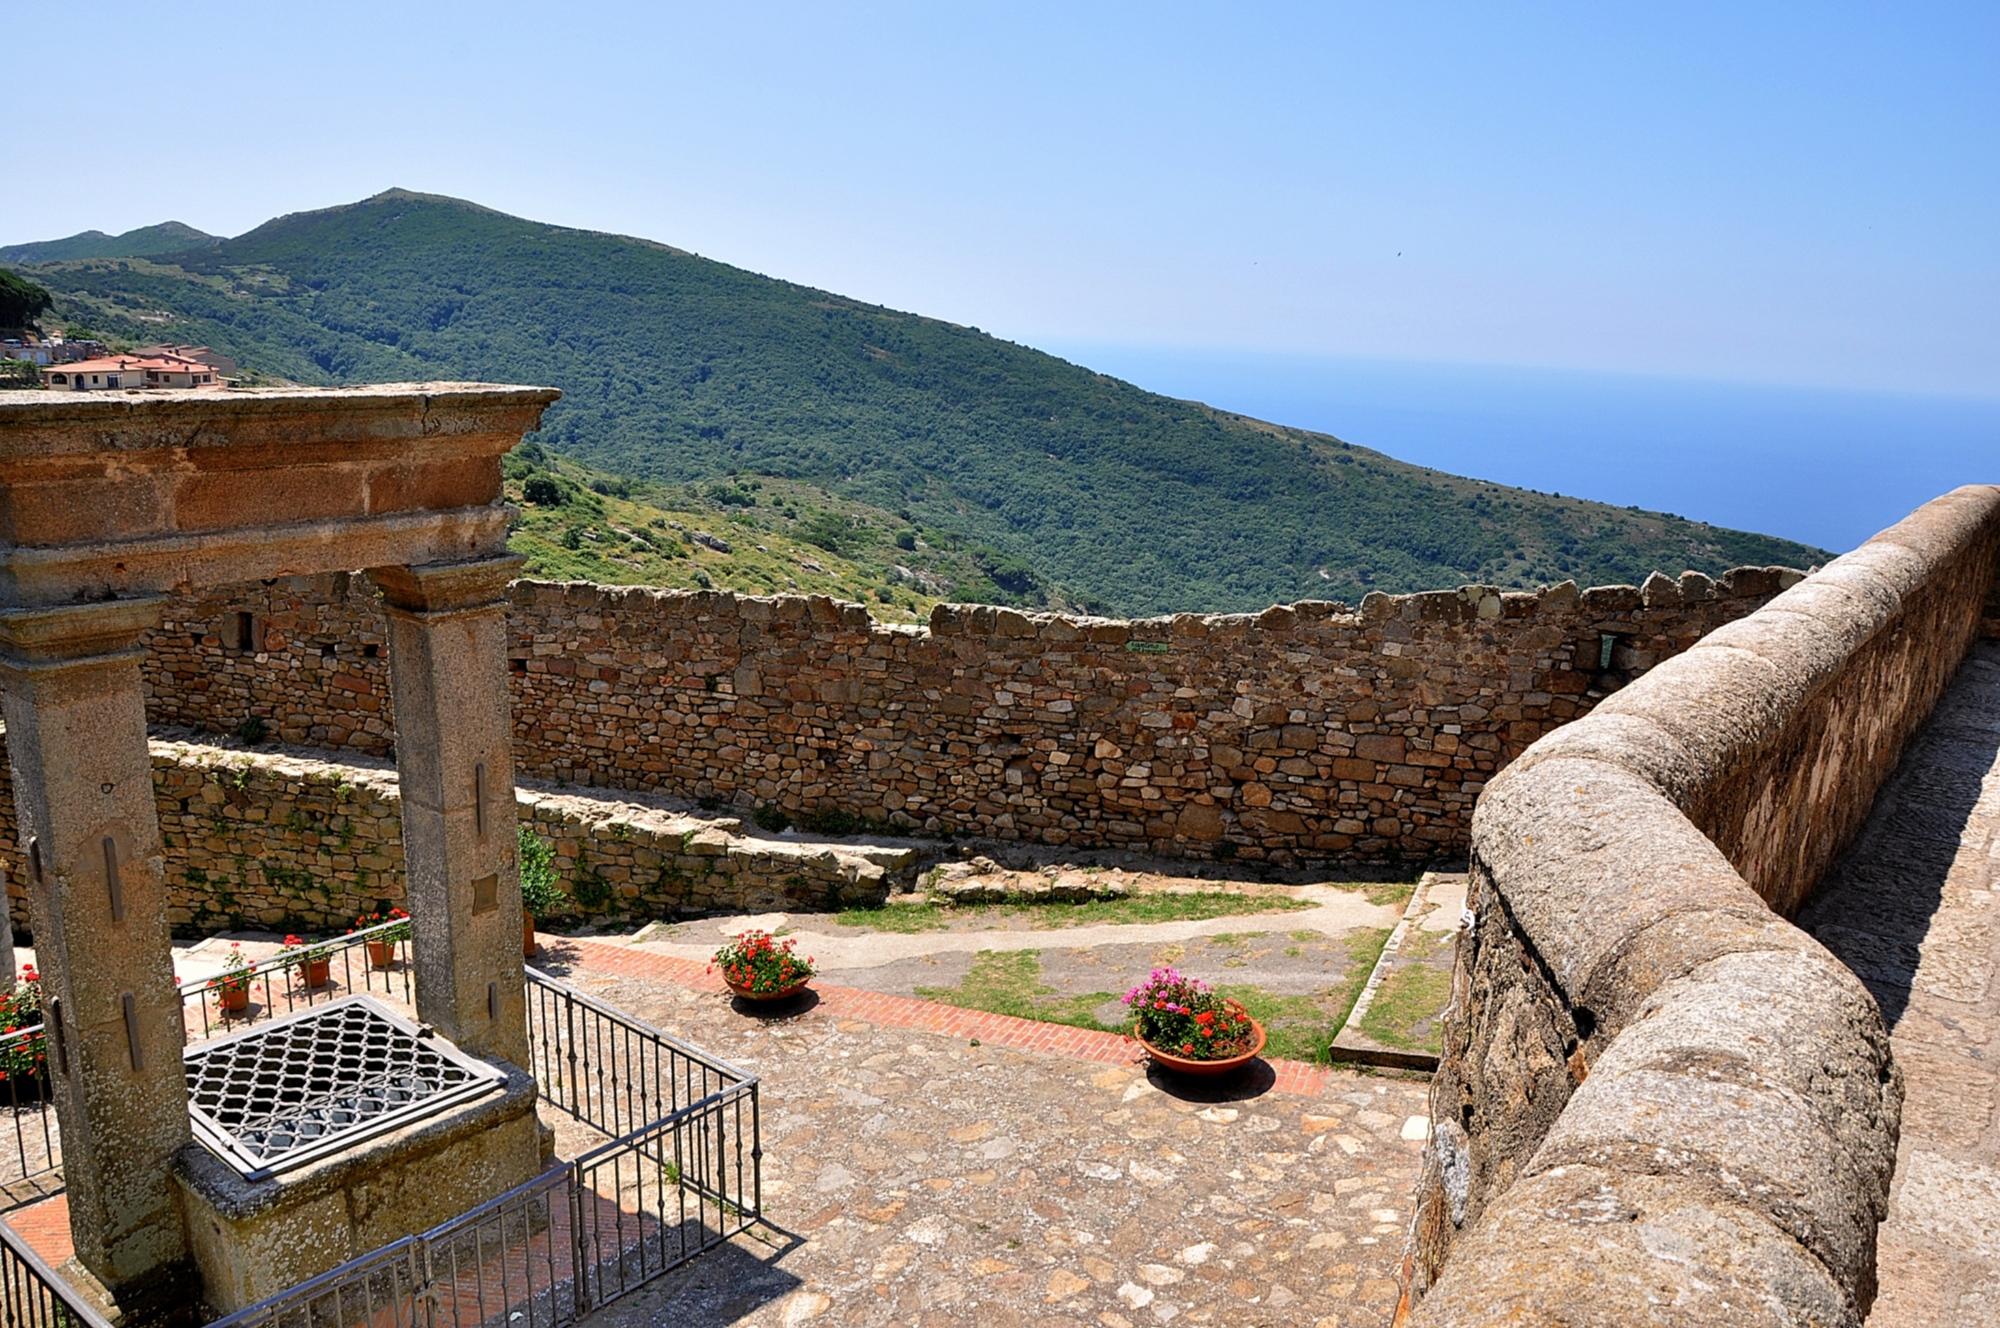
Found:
185,995 -> 507,1179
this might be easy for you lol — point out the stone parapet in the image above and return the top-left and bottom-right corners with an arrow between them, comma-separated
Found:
0,737 -> 904,936
130,564 -> 1797,865
1404,486 -> 2000,1326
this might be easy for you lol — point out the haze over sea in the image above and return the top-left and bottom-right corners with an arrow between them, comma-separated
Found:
1045,343 -> 1999,562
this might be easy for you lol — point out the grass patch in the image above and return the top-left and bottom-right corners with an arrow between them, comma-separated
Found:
897,926 -> 1402,1065
1318,879 -> 1420,908
1215,925 -> 1395,1063
832,901 -> 955,933
836,890 -> 1314,933
913,951 -> 1119,1032
1357,930 -> 1453,1053
1032,895 -> 1310,929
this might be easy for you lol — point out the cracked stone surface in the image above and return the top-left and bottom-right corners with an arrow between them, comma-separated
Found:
1800,640 -> 2000,1325
558,960 -> 1429,1328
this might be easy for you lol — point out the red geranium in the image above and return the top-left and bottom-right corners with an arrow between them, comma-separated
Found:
708,929 -> 816,996
1123,967 -> 1257,1061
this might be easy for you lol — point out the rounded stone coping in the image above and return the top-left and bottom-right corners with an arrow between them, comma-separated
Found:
1418,484 -> 2000,1325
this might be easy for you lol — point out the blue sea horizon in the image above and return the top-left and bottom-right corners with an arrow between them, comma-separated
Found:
1038,342 -> 2000,561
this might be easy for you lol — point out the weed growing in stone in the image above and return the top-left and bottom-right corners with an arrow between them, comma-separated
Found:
835,891 -> 1314,933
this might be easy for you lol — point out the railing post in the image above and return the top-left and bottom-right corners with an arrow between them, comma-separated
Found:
750,1081 -> 763,1219
563,988 -> 580,1118
569,1160 -> 592,1316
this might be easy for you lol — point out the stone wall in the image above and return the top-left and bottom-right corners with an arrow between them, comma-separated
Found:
1403,485 -> 2000,1327
0,736 -> 904,936
133,566 -> 1798,866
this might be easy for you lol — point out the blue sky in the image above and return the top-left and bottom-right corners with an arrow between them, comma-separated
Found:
11,3 -> 1997,547
14,2 -> 1995,397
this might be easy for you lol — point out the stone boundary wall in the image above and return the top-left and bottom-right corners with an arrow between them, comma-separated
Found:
0,737 -> 903,936
1404,485 -> 2000,1327
135,566 -> 1798,865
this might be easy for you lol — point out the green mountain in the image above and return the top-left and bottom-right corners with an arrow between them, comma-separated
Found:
2,190 -> 1827,614
0,221 -> 220,265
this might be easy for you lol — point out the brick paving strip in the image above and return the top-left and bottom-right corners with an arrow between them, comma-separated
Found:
557,938 -> 1337,1098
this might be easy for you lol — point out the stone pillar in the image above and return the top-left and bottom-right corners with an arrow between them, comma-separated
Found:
370,556 -> 529,1066
0,600 -> 192,1306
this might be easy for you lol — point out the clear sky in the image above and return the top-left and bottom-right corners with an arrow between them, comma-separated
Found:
11,2 -> 1997,398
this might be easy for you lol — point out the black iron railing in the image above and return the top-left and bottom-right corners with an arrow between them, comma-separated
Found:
178,920 -> 415,1041
206,967 -> 762,1328
0,1212 -> 112,1328
0,1025 -> 57,1197
523,965 -> 753,1145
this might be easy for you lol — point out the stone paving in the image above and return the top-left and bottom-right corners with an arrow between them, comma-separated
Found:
1799,640 -> 2000,1324
1,867 -> 1433,1325
547,939 -> 1430,1328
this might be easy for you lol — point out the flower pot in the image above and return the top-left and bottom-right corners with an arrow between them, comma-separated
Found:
725,976 -> 811,1003
524,917 -> 538,960
300,959 -> 331,989
1135,1017 -> 1267,1077
366,941 -> 396,970
219,987 -> 250,1013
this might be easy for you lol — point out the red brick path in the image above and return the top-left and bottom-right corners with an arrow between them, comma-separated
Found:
555,936 -> 1336,1097
5,1190 -> 70,1267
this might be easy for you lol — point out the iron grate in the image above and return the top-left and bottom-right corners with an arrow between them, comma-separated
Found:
185,995 -> 507,1179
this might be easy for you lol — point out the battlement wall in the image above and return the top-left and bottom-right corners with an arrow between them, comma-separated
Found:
1404,485 -> 2000,1326
0,735 -> 900,936
136,565 -> 1797,865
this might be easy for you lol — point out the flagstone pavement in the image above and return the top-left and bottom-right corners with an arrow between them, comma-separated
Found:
1800,640 -> 2000,1325
545,938 -> 1430,1328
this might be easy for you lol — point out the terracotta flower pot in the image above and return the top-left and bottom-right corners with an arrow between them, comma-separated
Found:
725,976 -> 811,1003
1135,1017 -> 1267,1077
219,987 -> 250,1013
524,917 -> 538,960
300,959 -> 331,989
365,941 -> 395,970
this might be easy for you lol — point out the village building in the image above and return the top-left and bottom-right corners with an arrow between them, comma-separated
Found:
41,354 -> 225,390
133,343 -> 239,376
0,335 -> 108,366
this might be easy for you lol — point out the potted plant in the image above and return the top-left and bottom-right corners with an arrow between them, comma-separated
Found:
710,929 -> 815,1002
1124,967 -> 1266,1076
215,943 -> 254,1014
352,907 -> 411,969
0,964 -> 48,1097
518,823 -> 565,959
283,934 -> 335,989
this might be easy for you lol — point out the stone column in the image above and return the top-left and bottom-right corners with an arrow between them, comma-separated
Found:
370,556 -> 529,1066
0,599 -> 191,1306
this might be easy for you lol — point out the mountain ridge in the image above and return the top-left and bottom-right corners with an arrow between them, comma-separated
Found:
2,190 -> 1828,614
0,220 -> 220,265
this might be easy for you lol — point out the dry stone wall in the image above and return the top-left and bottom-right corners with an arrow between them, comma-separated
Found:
132,567 -> 1798,866
1404,486 -> 2000,1328
0,736 -> 903,936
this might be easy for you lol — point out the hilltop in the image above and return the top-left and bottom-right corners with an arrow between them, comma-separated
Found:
2,190 -> 1826,613
0,221 -> 220,265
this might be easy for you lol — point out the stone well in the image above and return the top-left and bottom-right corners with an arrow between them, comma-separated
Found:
0,384 -> 558,1322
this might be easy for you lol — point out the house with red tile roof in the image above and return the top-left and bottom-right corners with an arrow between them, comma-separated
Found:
42,354 -> 226,390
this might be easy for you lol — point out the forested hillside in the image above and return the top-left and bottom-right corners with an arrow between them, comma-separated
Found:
0,221 -> 219,265
3,191 -> 1827,614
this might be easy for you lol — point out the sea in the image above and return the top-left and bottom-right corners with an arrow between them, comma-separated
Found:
1038,342 -> 2000,559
